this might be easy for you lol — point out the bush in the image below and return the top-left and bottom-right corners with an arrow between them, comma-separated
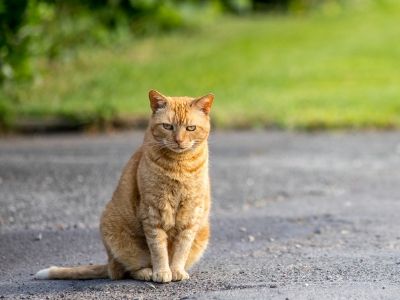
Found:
0,0 -> 31,82
0,93 -> 13,130
0,0 -> 350,86
0,0 -> 229,85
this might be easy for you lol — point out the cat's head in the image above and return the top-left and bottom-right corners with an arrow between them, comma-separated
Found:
148,90 -> 214,153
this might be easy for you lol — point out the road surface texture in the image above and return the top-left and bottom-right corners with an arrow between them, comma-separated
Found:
1,131 -> 400,299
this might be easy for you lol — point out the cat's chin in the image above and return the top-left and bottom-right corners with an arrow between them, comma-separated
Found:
169,147 -> 192,154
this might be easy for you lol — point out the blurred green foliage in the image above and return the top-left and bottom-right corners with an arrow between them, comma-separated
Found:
1,0 -> 393,131
0,0 -> 350,85
0,0 -> 219,84
0,0 -> 30,82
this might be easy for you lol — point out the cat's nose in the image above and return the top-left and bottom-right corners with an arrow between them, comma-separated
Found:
174,136 -> 183,145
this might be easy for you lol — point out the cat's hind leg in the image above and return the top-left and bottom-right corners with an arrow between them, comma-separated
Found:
185,224 -> 210,270
107,257 -> 126,280
102,227 -> 151,277
108,253 -> 153,281
131,268 -> 153,281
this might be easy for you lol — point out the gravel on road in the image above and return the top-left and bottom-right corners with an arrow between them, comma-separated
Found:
1,131 -> 400,299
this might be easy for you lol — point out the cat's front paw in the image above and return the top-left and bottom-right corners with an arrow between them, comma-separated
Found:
152,269 -> 172,283
171,268 -> 189,281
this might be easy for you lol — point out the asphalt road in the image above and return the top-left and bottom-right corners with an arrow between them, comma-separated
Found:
1,131 -> 400,299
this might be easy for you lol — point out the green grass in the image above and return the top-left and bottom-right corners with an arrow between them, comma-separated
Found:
5,2 -> 400,130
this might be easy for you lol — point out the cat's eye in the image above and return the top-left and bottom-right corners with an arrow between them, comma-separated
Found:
186,125 -> 196,131
162,123 -> 174,130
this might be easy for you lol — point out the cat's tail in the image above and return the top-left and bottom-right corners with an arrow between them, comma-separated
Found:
34,264 -> 108,280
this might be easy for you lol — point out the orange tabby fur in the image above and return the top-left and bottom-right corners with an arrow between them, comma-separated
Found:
35,90 -> 214,283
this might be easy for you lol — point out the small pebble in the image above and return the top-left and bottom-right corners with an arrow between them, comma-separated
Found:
56,224 -> 65,230
34,233 -> 42,241
248,235 -> 255,242
145,282 -> 156,289
269,284 -> 277,288
77,175 -> 84,183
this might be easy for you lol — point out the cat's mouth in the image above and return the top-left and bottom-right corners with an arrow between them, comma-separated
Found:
170,145 -> 192,153
162,140 -> 194,153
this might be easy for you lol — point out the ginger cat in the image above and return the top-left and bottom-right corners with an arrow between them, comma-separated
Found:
35,90 -> 214,283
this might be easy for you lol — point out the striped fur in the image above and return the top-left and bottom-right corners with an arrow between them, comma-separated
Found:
35,90 -> 214,283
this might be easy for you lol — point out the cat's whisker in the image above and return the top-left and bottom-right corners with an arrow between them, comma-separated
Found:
35,90 -> 214,283
144,140 -> 169,152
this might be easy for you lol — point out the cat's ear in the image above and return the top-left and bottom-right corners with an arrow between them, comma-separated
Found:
192,93 -> 214,115
149,90 -> 168,113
